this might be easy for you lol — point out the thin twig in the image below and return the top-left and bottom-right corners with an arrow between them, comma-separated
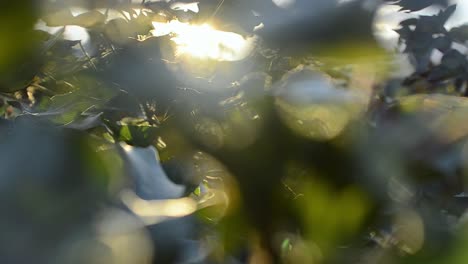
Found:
209,0 -> 225,21
78,41 -> 97,71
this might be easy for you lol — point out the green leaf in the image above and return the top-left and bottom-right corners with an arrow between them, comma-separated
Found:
65,112 -> 103,130
117,124 -> 159,147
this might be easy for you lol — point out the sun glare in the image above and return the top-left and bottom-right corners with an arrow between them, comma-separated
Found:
151,20 -> 255,61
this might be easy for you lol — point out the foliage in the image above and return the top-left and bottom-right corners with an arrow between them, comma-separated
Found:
3,0 -> 468,263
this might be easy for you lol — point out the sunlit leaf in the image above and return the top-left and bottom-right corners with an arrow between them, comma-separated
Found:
274,65 -> 369,140
399,94 -> 468,143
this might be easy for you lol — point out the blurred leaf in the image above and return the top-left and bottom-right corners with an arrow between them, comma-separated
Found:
119,143 -> 185,200
398,5 -> 460,74
0,2 -> 38,80
398,94 -> 468,143
33,92 -> 98,124
0,118 -> 111,263
121,190 -> 197,225
388,0 -> 450,12
43,9 -> 76,26
437,4 -> 457,24
101,91 -> 144,121
298,178 -> 370,257
43,9 -> 106,27
449,24 -> 468,43
27,74 -> 115,124
259,0 -> 383,61
65,112 -> 103,130
73,10 -> 106,28
104,15 -> 153,45
274,65 -> 368,140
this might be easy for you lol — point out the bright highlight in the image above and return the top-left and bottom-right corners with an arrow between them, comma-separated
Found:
151,20 -> 255,61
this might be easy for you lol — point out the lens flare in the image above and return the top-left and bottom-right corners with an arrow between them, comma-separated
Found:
151,20 -> 256,61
